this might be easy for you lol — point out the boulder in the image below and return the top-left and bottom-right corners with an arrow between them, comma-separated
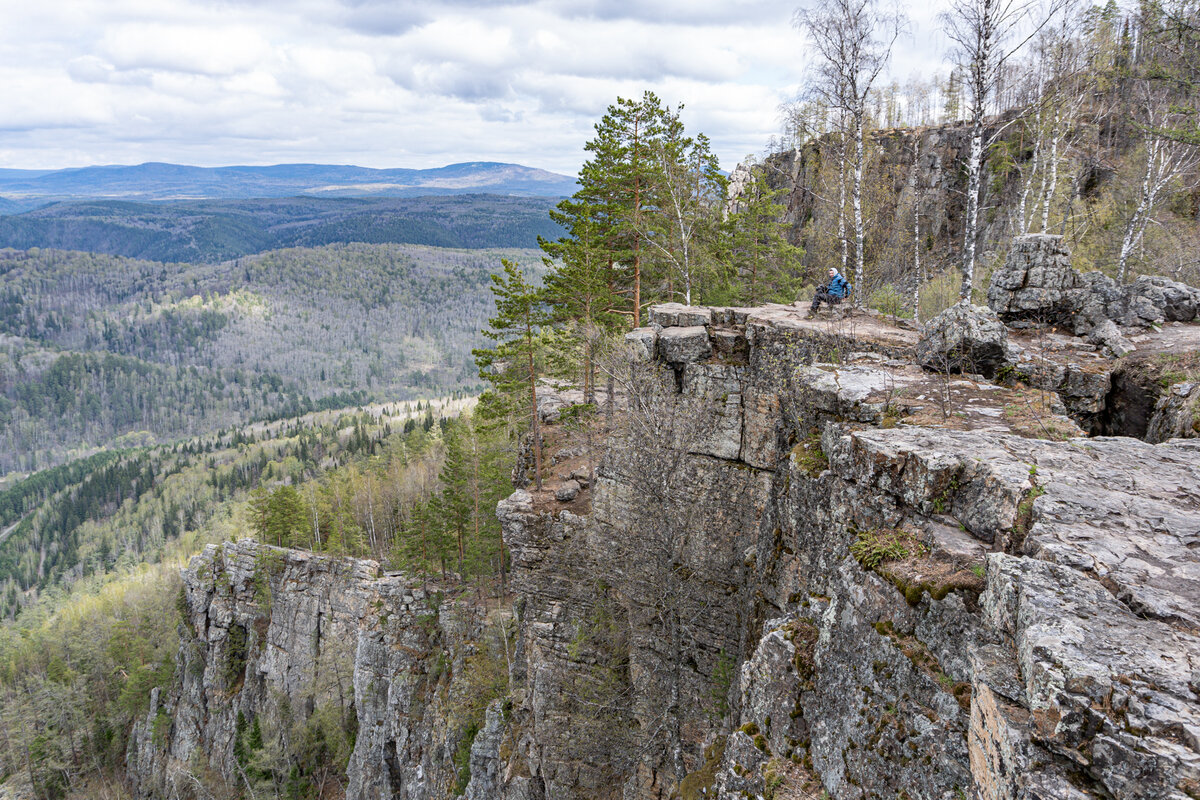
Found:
1085,318 -> 1135,358
986,234 -> 1078,323
657,325 -> 712,364
555,480 -> 581,502
917,301 -> 1020,378
1123,275 -> 1200,326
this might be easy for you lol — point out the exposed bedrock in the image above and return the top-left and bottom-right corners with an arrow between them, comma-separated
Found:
987,233 -> 1200,335
491,304 -> 1200,800
126,540 -> 491,800
130,301 -> 1200,800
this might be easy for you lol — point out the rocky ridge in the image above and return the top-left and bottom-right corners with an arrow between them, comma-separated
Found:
483,285 -> 1200,798
127,539 -> 504,800
130,241 -> 1200,800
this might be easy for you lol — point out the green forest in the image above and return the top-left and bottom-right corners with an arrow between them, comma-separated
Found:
0,195 -> 563,263
0,0 -> 1198,794
0,393 -> 517,797
0,243 -> 543,475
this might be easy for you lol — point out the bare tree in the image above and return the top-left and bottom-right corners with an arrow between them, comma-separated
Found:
795,0 -> 906,305
589,344 -> 757,791
942,0 -> 1065,299
1117,114 -> 1200,282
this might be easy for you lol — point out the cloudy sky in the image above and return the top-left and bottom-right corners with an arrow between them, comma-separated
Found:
1,0 -> 953,176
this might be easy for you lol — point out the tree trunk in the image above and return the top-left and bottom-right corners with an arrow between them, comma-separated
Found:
853,112 -> 866,306
838,131 -> 849,274
1041,107 -> 1061,232
526,318 -> 543,491
962,115 -> 985,300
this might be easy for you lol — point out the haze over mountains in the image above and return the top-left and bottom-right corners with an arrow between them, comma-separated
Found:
0,161 -> 578,208
0,161 -> 570,475
0,160 -> 574,261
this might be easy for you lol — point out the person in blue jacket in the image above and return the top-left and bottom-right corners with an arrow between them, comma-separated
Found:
806,268 -> 850,317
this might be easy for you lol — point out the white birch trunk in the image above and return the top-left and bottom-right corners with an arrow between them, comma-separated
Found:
1118,137 -> 1163,284
1040,106 -> 1061,232
913,205 -> 922,324
838,130 -> 849,274
1018,125 -> 1042,235
962,116 -> 984,300
1017,77 -> 1045,236
853,113 -> 866,306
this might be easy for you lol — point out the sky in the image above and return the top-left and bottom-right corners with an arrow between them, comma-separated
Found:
0,0 -> 954,176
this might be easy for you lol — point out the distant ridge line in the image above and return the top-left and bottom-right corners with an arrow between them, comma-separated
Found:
0,161 -> 579,210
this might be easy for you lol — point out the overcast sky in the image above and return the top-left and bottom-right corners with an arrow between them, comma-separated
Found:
0,0 -> 954,175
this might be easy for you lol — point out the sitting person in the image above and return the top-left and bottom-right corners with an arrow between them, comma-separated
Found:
805,268 -> 850,318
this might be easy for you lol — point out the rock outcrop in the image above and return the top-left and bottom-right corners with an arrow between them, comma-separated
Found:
133,299 -> 1200,800
126,540 -> 494,800
489,303 -> 1200,800
916,300 -> 1020,378
987,233 -> 1200,339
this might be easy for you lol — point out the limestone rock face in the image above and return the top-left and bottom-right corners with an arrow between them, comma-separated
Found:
134,300 -> 1200,800
489,303 -> 1200,800
625,327 -> 658,362
916,300 -> 1020,378
1146,381 -> 1200,443
657,325 -> 713,364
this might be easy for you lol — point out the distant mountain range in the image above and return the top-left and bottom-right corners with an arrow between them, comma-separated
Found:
0,161 -> 578,211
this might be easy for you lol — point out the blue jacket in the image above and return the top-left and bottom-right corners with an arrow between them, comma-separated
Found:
827,272 -> 850,298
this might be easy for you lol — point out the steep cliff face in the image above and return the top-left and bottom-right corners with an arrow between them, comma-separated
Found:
489,303 -> 1200,800
758,122 -> 1021,266
127,540 -> 489,800
133,296 -> 1199,800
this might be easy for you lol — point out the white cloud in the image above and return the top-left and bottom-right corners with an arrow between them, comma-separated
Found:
0,0 -> 957,174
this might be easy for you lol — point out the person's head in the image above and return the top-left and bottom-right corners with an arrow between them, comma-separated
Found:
828,268 -> 837,278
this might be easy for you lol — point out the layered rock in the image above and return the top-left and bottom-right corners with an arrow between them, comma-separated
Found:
133,299 -> 1200,800
127,540 -> 482,800
987,233 -> 1200,339
489,303 -> 1200,800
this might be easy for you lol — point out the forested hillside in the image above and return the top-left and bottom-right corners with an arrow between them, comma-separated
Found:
0,393 -> 518,796
0,195 -> 562,263
0,243 -> 543,475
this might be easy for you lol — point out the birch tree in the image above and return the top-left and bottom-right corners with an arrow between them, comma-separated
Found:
796,0 -> 905,306
1117,104 -> 1200,282
1115,1 -> 1200,282
942,0 -> 1063,299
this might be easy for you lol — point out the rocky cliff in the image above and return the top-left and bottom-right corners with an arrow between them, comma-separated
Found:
133,241 -> 1200,800
126,540 -> 507,800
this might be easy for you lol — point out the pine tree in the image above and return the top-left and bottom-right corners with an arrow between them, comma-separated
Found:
473,260 -> 549,491
577,92 -> 674,327
541,199 -> 622,404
